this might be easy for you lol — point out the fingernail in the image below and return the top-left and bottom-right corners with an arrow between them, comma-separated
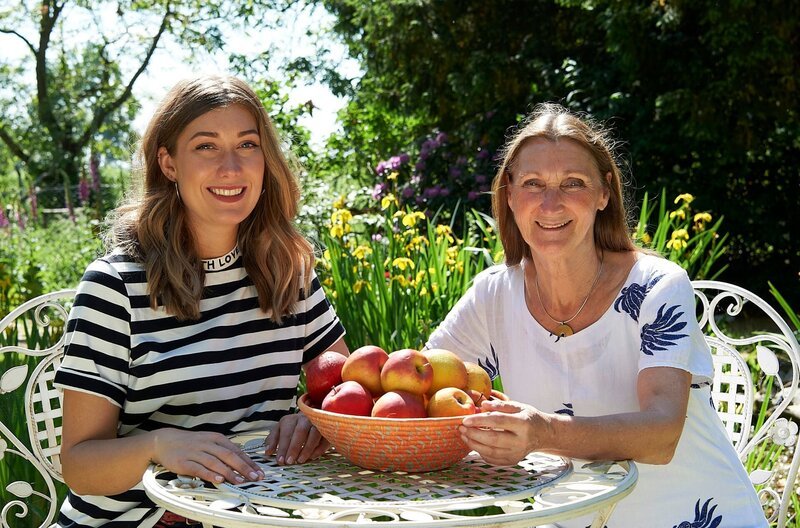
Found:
215,475 -> 224,483
278,456 -> 285,464
286,456 -> 295,464
249,471 -> 259,480
235,475 -> 245,483
257,470 -> 265,479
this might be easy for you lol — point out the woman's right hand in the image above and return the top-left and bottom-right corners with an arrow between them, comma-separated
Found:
152,428 -> 265,484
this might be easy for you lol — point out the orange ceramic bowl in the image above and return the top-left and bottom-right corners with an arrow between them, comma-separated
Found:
297,393 -> 471,472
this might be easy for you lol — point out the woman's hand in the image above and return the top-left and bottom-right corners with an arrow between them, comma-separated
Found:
264,413 -> 330,465
458,399 -> 548,466
152,429 -> 265,484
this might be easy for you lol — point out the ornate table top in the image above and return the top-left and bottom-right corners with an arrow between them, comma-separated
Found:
142,431 -> 637,528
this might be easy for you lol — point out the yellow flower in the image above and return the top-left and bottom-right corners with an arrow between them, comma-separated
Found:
393,210 -> 405,219
392,274 -> 409,287
419,286 -> 428,296
381,194 -> 398,210
493,249 -> 505,263
666,228 -> 690,250
669,209 -> 686,221
329,224 -> 345,238
323,249 -> 331,261
402,211 -> 426,228
694,212 -> 712,224
674,193 -> 694,205
330,209 -> 353,224
392,257 -> 415,271
353,280 -> 371,294
415,270 -> 426,283
435,224 -> 455,243
386,171 -> 399,181
431,282 -> 439,294
353,245 -> 373,260
322,277 -> 333,287
640,232 -> 652,245
333,195 -> 346,210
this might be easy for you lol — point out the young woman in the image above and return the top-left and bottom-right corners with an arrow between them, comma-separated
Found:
54,75 -> 348,527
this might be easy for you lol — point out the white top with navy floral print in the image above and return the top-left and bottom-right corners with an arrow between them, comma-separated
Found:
427,254 -> 765,528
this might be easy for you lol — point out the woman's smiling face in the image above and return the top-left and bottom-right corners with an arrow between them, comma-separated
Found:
506,137 -> 610,258
158,104 -> 265,256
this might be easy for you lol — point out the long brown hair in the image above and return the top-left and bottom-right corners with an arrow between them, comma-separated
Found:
110,75 -> 313,322
491,103 -> 636,265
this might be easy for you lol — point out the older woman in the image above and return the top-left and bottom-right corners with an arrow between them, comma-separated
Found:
54,76 -> 348,528
426,103 -> 764,527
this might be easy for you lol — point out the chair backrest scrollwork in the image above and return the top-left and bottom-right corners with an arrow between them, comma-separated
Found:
1,289 -> 75,528
693,280 -> 800,528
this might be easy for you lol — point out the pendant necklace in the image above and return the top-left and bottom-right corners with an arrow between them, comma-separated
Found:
534,252 -> 604,339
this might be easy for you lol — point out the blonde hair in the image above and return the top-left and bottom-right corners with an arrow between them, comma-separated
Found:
110,75 -> 313,322
491,103 -> 636,265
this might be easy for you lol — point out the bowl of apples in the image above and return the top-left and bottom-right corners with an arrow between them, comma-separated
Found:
299,346 -> 507,473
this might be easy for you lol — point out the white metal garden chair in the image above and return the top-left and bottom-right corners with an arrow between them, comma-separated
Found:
0,283 -> 798,527
693,281 -> 800,528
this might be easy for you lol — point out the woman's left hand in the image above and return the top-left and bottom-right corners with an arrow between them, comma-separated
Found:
264,413 -> 330,465
458,399 -> 546,466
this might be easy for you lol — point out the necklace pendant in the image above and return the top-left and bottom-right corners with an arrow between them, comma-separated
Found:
554,323 -> 574,338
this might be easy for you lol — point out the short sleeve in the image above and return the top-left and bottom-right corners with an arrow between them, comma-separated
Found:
53,258 -> 133,408
637,267 -> 713,385
425,281 -> 490,366
301,269 -> 346,364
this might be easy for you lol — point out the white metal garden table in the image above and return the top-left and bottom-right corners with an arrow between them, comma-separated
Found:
142,431 -> 637,528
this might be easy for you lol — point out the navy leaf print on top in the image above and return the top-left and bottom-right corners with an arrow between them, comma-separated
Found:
672,498 -> 722,528
479,344 -> 500,381
614,274 -> 664,322
555,403 -> 574,416
640,303 -> 688,355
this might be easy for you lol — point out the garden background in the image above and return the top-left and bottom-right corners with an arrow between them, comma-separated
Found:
0,0 -> 799,526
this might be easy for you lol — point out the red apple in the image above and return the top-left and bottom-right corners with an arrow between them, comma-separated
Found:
464,362 -> 492,400
304,350 -> 347,405
321,380 -> 374,416
427,387 -> 477,417
467,388 -> 487,406
341,345 -> 389,397
371,390 -> 427,418
380,349 -> 433,395
423,348 -> 468,397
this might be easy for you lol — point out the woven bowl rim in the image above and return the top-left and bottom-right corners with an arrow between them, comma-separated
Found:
297,393 -> 468,425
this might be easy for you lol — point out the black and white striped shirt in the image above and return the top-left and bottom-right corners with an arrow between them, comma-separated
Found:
53,247 -> 345,527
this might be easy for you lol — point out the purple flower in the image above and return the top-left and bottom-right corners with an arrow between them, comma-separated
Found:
475,174 -> 487,184
468,191 -> 480,201
415,196 -> 426,205
439,187 -> 451,197
372,233 -> 383,242
479,184 -> 490,193
414,160 -> 426,172
401,186 -> 415,199
410,175 -> 422,186
78,178 -> 90,205
448,166 -> 462,179
423,187 -> 439,198
29,187 -> 38,219
0,206 -> 9,228
376,160 -> 389,174
456,156 -> 467,166
477,149 -> 490,160
372,182 -> 388,199
90,155 -> 101,191
435,132 -> 448,145
399,152 -> 410,164
16,211 -> 25,230
388,155 -> 403,171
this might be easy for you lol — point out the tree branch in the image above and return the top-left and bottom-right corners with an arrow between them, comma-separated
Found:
79,7 -> 171,147
35,0 -> 66,141
0,123 -> 30,163
0,28 -> 37,55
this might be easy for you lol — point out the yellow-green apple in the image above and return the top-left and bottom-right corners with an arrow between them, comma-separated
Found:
380,349 -> 433,395
426,387 -> 477,417
422,348 -> 468,396
304,350 -> 347,405
321,380 -> 374,416
341,345 -> 389,397
464,362 -> 492,400
371,390 -> 427,418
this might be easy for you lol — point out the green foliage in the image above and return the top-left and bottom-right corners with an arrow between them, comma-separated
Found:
633,189 -> 729,280
311,0 -> 800,302
0,212 -> 103,310
318,196 -> 503,351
